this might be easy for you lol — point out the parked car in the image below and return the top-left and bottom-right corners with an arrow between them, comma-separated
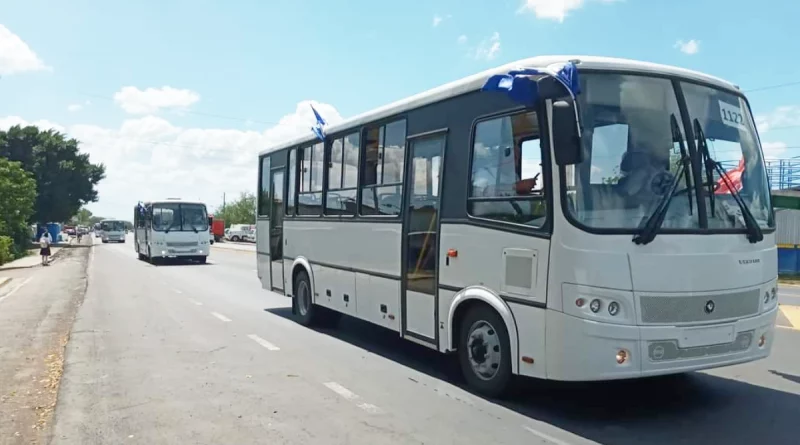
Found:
224,224 -> 253,242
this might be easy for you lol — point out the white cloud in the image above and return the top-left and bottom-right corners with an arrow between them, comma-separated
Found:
433,14 -> 451,27
0,24 -> 49,75
0,116 -> 64,133
518,0 -> 619,22
762,141 -> 788,160
457,35 -> 468,44
674,39 -> 700,55
755,105 -> 800,134
0,101 -> 342,220
67,100 -> 92,112
113,86 -> 201,115
474,32 -> 501,61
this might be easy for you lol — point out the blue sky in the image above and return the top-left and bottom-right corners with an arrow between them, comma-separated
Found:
2,0 -> 800,219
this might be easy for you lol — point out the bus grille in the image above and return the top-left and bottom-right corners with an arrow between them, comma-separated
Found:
639,289 -> 760,324
647,330 -> 754,362
166,241 -> 198,247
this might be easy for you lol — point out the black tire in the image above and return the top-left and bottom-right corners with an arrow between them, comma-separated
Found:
232,235 -> 240,242
197,256 -> 207,264
292,270 -> 340,327
458,305 -> 513,398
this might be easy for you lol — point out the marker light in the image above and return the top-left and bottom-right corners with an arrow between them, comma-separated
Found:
616,350 -> 628,364
608,301 -> 620,316
575,298 -> 586,307
589,299 -> 601,313
771,287 -> 777,300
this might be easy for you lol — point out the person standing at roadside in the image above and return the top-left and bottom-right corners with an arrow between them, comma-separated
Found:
39,231 -> 53,266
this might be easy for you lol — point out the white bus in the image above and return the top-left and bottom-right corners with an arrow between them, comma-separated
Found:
133,199 -> 211,264
255,56 -> 778,396
99,219 -> 126,243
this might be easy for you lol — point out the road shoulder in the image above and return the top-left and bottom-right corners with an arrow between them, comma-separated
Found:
0,245 -> 90,444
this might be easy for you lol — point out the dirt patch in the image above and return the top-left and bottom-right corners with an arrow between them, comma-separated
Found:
0,247 -> 89,445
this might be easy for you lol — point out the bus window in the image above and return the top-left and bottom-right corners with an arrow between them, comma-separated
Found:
361,119 -> 406,216
468,111 -> 547,227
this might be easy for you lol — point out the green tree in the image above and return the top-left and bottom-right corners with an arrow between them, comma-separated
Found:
0,125 -> 106,224
0,157 -> 37,261
72,207 -> 93,225
214,192 -> 256,227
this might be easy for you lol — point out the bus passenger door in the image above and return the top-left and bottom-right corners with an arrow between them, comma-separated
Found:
401,132 -> 446,346
269,169 -> 285,292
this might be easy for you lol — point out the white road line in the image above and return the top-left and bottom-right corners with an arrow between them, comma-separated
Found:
210,311 -> 231,322
172,289 -> 183,294
356,403 -> 381,414
323,382 -> 382,413
0,277 -> 33,304
324,381 -> 359,400
247,334 -> 280,351
523,426 -> 574,445
187,298 -> 203,306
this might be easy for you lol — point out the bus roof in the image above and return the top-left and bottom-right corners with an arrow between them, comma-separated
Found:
141,199 -> 207,206
258,55 -> 739,157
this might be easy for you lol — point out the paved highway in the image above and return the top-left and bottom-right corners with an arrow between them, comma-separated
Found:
40,235 -> 800,445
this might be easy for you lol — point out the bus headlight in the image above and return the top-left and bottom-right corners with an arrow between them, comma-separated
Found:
608,301 -> 620,316
562,284 -> 635,325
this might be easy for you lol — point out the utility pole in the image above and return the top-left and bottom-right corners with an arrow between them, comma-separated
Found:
222,193 -> 226,215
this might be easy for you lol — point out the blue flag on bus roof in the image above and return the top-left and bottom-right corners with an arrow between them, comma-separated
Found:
481,61 -> 581,106
310,104 -> 327,141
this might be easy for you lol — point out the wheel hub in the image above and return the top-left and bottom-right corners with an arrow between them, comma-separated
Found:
466,320 -> 501,381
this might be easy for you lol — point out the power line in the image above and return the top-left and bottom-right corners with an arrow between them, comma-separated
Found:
744,80 -> 800,93
77,91 -> 300,127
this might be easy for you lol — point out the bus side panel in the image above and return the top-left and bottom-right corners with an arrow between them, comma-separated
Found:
256,218 -> 271,291
283,219 -> 402,323
438,223 -> 549,369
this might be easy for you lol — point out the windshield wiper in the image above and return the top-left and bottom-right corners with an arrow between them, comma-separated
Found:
633,115 -> 693,245
693,119 -> 763,243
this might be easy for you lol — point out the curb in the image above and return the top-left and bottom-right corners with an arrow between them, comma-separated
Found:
0,248 -> 68,272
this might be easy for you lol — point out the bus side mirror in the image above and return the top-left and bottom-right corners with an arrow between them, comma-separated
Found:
552,99 -> 584,166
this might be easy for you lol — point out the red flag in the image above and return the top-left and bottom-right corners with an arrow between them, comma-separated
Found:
716,158 -> 745,194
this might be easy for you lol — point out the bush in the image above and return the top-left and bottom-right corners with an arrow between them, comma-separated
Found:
0,235 -> 12,265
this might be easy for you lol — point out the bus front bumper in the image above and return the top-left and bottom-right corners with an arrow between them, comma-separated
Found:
544,307 -> 778,381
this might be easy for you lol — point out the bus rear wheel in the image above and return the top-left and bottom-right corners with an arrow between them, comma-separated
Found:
293,270 -> 340,327
458,305 -> 512,398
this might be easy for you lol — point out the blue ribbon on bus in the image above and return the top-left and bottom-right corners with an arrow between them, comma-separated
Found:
481,61 -> 581,106
310,104 -> 327,141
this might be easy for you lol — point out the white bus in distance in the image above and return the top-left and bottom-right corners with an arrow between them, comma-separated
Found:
100,219 -> 126,243
133,199 -> 211,264
256,55 -> 778,397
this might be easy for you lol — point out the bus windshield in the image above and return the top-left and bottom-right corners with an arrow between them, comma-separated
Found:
563,72 -> 773,231
152,203 -> 209,232
101,221 -> 125,232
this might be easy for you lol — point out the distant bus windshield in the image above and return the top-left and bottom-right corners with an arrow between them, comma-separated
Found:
101,221 -> 125,232
152,203 -> 209,232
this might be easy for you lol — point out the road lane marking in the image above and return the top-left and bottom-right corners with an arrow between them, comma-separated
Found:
323,382 -> 382,413
0,277 -> 32,304
187,298 -> 203,306
779,305 -> 800,330
523,426 -> 574,445
247,334 -> 280,351
172,289 -> 183,294
210,312 -> 232,322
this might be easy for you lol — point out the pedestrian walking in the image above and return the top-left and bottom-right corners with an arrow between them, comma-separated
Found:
39,231 -> 53,266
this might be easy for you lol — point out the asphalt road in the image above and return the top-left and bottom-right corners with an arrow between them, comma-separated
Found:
47,234 -> 800,445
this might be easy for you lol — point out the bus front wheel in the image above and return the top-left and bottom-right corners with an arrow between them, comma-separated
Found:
458,305 -> 513,398
293,270 -> 339,327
